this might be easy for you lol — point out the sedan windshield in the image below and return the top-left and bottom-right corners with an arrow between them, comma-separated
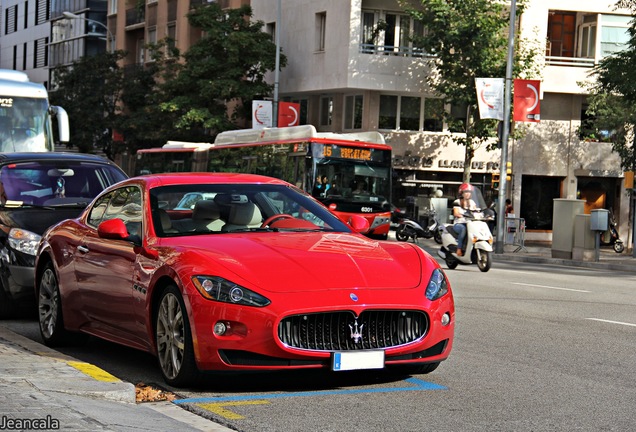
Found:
150,183 -> 352,237
0,161 -> 127,206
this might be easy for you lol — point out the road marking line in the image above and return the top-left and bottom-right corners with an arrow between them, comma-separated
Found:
586,318 -> 636,327
196,400 -> 270,420
66,361 -> 120,382
174,377 -> 445,405
512,282 -> 590,293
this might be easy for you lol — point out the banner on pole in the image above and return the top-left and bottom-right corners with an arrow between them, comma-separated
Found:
278,102 -> 301,127
513,79 -> 541,122
475,78 -> 504,120
252,100 -> 273,129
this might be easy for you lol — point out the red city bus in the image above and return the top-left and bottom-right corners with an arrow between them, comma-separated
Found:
135,125 -> 392,239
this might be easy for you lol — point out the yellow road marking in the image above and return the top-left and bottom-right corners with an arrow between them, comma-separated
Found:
196,400 -> 270,420
66,361 -> 120,382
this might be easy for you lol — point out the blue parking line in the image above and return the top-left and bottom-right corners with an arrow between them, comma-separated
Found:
174,377 -> 446,405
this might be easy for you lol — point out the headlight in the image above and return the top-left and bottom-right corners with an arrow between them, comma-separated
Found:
8,228 -> 41,256
192,276 -> 271,307
425,268 -> 449,301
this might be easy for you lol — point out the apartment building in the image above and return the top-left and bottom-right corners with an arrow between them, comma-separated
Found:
251,0 -> 633,244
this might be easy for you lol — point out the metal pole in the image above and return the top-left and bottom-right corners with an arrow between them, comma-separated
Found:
272,0 -> 281,127
495,0 -> 517,254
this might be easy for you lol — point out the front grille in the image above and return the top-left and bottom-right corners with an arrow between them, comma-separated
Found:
278,310 -> 428,351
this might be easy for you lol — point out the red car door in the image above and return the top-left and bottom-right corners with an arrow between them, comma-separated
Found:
73,186 -> 142,341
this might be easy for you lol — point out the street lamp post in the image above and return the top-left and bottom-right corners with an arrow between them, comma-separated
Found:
62,11 -> 114,52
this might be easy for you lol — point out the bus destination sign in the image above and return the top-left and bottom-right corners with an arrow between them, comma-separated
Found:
321,144 -> 387,162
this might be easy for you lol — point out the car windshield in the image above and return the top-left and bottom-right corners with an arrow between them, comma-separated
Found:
0,161 -> 127,206
150,183 -> 352,237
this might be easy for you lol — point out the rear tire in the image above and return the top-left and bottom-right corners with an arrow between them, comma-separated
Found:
395,228 -> 409,242
477,250 -> 491,272
445,256 -> 458,269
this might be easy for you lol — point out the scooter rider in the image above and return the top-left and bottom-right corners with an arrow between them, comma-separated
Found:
453,183 -> 479,256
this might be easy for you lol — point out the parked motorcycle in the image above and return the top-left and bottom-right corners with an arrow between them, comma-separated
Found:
395,209 -> 442,244
600,209 -> 624,253
437,185 -> 494,272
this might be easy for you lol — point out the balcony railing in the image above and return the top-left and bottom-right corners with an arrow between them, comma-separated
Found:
359,43 -> 434,59
545,56 -> 596,68
126,8 -> 145,26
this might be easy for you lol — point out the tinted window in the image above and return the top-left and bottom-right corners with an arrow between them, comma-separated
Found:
0,160 -> 126,206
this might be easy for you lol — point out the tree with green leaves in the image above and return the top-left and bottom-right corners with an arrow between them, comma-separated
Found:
399,0 -> 536,183
49,51 -> 126,156
158,3 -> 285,141
584,0 -> 636,174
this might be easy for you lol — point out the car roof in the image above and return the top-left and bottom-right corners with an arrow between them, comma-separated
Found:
134,172 -> 293,188
0,152 -> 117,165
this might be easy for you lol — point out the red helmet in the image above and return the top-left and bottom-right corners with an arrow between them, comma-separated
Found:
459,183 -> 473,193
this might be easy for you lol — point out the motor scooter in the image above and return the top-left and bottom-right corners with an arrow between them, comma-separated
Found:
438,209 -> 494,272
600,209 -> 624,253
395,209 -> 442,244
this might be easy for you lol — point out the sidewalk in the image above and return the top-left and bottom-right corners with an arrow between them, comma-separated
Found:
494,241 -> 636,273
0,325 -> 231,432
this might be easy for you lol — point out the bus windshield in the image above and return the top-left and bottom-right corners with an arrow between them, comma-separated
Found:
0,97 -> 51,152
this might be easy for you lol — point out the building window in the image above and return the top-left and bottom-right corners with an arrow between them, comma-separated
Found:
24,1 -> 29,29
137,39 -> 145,64
424,98 -> 444,132
110,0 -> 118,15
449,102 -> 468,133
22,43 -> 27,70
315,12 -> 326,52
34,37 -> 48,68
167,23 -> 176,52
5,5 -> 17,34
320,96 -> 333,126
379,95 -> 398,129
580,103 -> 614,142
148,27 -> 157,45
520,175 -> 562,230
35,0 -> 48,26
361,9 -> 425,56
344,95 -> 363,130
378,95 -> 443,131
547,12 -> 576,58
599,14 -> 631,57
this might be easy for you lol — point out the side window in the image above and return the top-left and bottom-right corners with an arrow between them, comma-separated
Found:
87,186 -> 143,237
87,193 -> 112,227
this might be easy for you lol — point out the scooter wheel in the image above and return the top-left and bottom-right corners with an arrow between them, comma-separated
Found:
477,250 -> 491,272
434,230 -> 442,244
445,257 -> 458,269
614,241 -> 625,253
395,231 -> 409,242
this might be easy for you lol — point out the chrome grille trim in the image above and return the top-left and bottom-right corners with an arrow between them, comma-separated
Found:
278,310 -> 428,351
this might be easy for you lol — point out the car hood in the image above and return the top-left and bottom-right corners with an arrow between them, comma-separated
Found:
0,207 -> 85,235
170,232 -> 427,292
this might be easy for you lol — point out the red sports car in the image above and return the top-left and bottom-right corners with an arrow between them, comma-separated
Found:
35,173 -> 454,387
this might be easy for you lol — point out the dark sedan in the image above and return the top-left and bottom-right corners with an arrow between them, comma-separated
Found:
0,152 -> 127,317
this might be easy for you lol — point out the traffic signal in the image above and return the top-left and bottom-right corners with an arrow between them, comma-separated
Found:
506,161 -> 513,181
491,173 -> 500,189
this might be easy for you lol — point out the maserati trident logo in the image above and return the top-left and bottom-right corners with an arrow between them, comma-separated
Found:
349,319 -> 364,343
350,293 -> 358,302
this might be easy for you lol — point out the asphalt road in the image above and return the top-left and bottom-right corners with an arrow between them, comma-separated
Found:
5,251 -> 636,432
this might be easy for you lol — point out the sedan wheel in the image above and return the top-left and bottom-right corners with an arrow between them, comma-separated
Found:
38,263 -> 85,346
156,285 -> 198,387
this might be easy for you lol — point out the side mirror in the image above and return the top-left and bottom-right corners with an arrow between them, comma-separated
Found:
348,215 -> 370,233
98,218 -> 129,240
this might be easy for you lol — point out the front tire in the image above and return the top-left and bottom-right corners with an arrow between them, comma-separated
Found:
156,285 -> 198,387
614,241 -> 624,253
433,230 -> 442,244
477,250 -> 492,272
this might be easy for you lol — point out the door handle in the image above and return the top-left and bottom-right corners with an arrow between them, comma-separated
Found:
77,245 -> 89,254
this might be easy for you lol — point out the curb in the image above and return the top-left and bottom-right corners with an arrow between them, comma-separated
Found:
0,325 -> 136,404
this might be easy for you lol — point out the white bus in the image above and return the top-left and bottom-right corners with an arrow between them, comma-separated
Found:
0,70 -> 69,152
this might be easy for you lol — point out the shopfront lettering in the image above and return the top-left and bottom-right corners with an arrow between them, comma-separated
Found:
394,154 -> 499,171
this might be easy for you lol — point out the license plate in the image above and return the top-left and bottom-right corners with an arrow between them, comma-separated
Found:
332,351 -> 385,371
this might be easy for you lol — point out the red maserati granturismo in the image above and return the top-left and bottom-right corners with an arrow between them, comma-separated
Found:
35,173 -> 454,387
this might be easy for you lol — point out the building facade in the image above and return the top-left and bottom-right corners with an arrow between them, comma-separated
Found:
251,0 -> 633,246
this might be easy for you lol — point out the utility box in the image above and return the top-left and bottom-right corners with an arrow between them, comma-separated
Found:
572,214 -> 595,261
552,198 -> 585,259
590,209 -> 609,231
